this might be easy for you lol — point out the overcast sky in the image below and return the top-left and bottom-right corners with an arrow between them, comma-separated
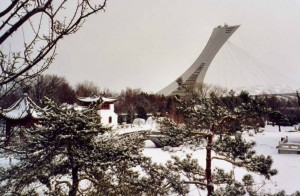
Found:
46,0 -> 300,93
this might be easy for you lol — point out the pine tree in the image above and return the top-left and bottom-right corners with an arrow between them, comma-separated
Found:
268,110 -> 291,132
0,99 -> 188,195
159,92 -> 277,196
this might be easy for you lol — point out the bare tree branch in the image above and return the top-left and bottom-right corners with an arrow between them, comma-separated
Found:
0,0 -> 20,18
0,0 -> 108,98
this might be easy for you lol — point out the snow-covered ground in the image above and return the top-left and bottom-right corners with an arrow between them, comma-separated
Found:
1,124 -> 299,195
143,125 -> 300,195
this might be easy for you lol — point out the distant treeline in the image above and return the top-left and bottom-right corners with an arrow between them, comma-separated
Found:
1,74 -> 300,126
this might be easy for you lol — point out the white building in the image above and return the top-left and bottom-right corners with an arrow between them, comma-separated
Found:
77,95 -> 118,128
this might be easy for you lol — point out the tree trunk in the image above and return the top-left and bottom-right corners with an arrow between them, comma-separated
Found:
279,125 -> 281,132
5,122 -> 12,145
206,132 -> 214,196
69,160 -> 79,196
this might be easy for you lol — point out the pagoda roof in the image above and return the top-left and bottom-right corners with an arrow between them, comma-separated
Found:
77,95 -> 100,103
102,97 -> 118,103
0,93 -> 44,120
77,95 -> 118,103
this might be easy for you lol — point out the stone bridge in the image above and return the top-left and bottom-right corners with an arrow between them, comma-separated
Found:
120,130 -> 167,148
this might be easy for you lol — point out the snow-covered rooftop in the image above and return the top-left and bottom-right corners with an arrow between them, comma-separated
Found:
101,97 -> 118,103
0,93 -> 44,120
77,95 -> 118,103
77,95 -> 100,103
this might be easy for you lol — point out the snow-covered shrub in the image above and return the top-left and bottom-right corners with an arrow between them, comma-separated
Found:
132,118 -> 146,127
0,99 -> 189,195
159,91 -> 277,195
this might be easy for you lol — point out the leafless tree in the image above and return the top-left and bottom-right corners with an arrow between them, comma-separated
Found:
0,0 -> 107,99
29,74 -> 76,104
194,82 -> 228,98
75,80 -> 100,97
194,83 -> 212,98
210,84 -> 228,97
115,88 -> 142,123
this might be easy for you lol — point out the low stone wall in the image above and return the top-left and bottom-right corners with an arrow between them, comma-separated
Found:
278,136 -> 300,154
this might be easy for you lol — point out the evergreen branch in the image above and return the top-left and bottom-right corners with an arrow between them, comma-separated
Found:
184,181 -> 207,186
212,156 -> 245,167
54,180 -> 71,190
0,146 -> 26,154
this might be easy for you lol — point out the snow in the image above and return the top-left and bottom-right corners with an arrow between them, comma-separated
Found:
0,94 -> 44,119
245,125 -> 300,194
116,117 -> 158,134
235,84 -> 300,95
76,96 -> 118,103
115,125 -> 153,135
77,95 -> 100,102
0,157 -> 18,167
101,97 -> 118,103
1,124 -> 300,194
132,118 -> 146,126
146,117 -> 157,129
107,123 -> 300,194
30,108 -> 44,119
0,157 -> 12,168
143,125 -> 300,195
3,98 -> 29,119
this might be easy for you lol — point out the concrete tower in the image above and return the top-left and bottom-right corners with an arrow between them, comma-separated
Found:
158,24 -> 240,96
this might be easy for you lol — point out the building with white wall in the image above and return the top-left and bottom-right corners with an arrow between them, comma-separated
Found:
77,95 -> 118,128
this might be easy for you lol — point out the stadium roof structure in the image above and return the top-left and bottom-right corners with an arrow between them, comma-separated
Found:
158,24 -> 240,97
